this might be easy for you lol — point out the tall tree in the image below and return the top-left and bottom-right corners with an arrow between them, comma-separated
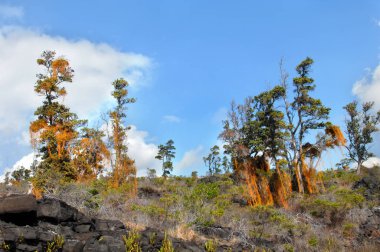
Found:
30,51 -> 85,188
281,57 -> 330,193
342,101 -> 380,173
155,139 -> 176,177
203,145 -> 222,175
109,78 -> 136,189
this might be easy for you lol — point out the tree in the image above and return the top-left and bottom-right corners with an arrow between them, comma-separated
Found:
220,85 -> 287,170
221,156 -> 232,173
281,57 -> 330,193
203,145 -> 222,175
109,78 -> 137,189
155,139 -> 176,177
147,168 -> 157,180
342,101 -> 380,173
10,167 -> 31,182
30,51 -> 86,188
72,127 -> 110,181
246,85 -> 288,170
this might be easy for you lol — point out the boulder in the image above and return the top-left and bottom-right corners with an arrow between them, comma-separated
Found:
37,198 -> 78,223
0,194 -> 37,214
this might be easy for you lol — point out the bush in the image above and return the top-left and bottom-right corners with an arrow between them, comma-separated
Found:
122,230 -> 142,252
205,239 -> 217,252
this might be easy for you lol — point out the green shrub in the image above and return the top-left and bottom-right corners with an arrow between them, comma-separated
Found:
308,236 -> 318,247
283,243 -> 294,252
47,235 -> 65,252
122,230 -> 141,252
159,233 -> 174,252
335,189 -> 365,208
342,222 -> 356,238
205,239 -> 217,252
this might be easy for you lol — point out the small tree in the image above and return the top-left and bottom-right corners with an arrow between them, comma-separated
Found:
342,100 -> 380,173
203,145 -> 222,175
147,168 -> 157,180
155,139 -> 176,177
11,167 -> 31,182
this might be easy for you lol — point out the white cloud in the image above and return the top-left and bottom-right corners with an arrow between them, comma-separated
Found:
0,152 -> 35,182
0,26 -> 151,135
163,115 -> 181,123
362,157 -> 380,168
0,5 -> 23,20
175,145 -> 204,173
352,65 -> 380,110
126,125 -> 161,176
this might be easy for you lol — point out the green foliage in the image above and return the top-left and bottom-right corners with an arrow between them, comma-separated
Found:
149,232 -> 157,245
31,51 -> 86,188
109,78 -> 136,188
147,168 -> 157,179
159,233 -> 174,252
322,169 -> 361,187
308,199 -> 340,217
342,222 -> 356,238
155,139 -> 176,177
204,239 -> 217,252
283,243 -> 294,252
10,166 -> 31,182
131,203 -> 165,219
343,100 -> 380,172
308,236 -> 318,247
203,145 -> 222,175
335,189 -> 365,208
47,235 -> 65,252
0,242 -> 11,251
122,230 -> 142,252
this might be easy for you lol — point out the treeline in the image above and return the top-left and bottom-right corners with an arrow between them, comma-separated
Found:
5,51 -> 380,208
203,58 -> 380,207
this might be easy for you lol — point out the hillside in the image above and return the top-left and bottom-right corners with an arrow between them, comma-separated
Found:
1,167 -> 379,251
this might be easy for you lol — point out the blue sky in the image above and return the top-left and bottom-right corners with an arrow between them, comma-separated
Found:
0,1 -> 380,177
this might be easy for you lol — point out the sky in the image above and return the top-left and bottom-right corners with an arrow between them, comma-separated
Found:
0,0 -> 380,178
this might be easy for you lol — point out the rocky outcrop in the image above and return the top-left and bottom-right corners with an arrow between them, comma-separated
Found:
0,194 -> 212,252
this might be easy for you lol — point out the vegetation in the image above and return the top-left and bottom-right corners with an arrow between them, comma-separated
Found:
155,139 -> 176,177
342,100 -> 380,173
1,51 -> 379,251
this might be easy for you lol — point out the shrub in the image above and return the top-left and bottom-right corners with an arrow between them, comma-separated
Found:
205,239 -> 217,252
335,189 -> 365,208
122,230 -> 142,252
46,235 -> 65,252
159,232 -> 174,252
308,236 -> 318,247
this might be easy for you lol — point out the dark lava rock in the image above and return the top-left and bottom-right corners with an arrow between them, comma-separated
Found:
0,194 -> 248,251
94,219 -> 125,232
138,186 -> 161,198
0,194 -> 37,226
0,194 -> 37,214
37,197 -> 78,223
196,225 -> 232,239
